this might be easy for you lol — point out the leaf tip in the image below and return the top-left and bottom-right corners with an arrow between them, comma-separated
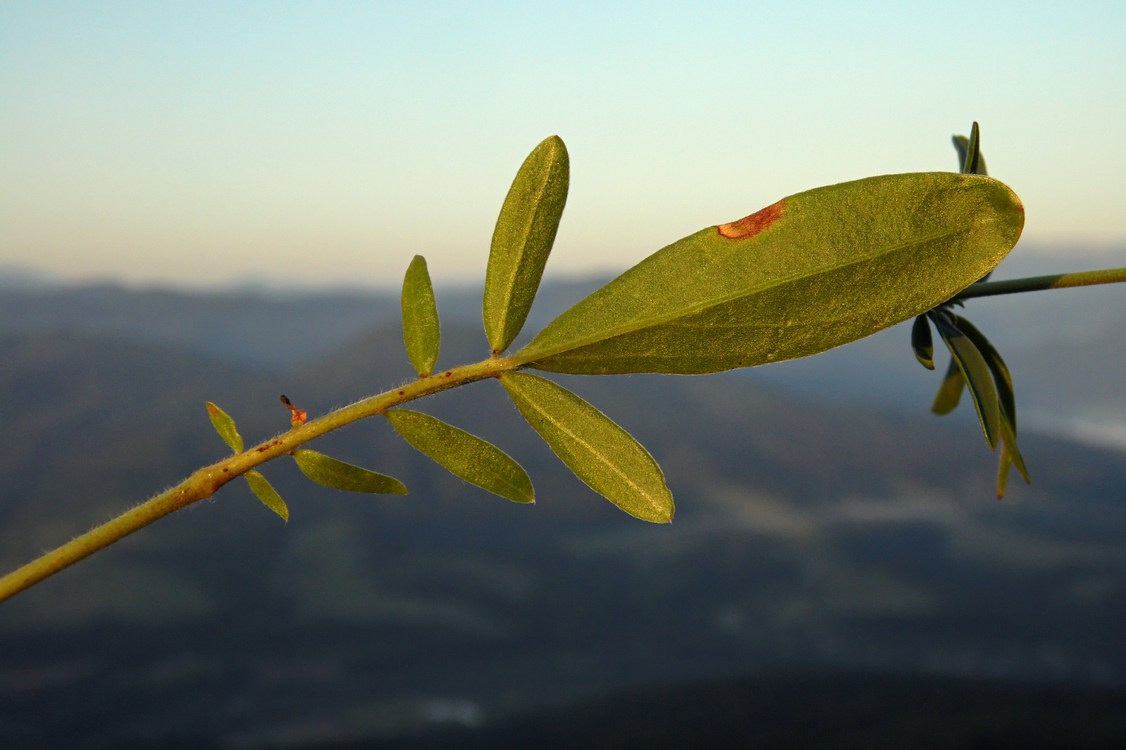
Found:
206,400 -> 244,453
538,134 -> 568,162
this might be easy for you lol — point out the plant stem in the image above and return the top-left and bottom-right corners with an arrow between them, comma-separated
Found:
0,355 -> 518,603
5,266 -> 1124,603
955,267 -> 1126,300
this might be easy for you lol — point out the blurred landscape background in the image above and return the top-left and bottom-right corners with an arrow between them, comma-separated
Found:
2,3 -> 1124,747
1,246 -> 1124,748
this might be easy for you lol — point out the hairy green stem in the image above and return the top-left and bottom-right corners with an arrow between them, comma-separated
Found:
955,267 -> 1126,300
0,356 -> 518,603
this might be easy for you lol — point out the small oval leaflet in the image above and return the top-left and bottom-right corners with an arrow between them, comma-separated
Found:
386,409 -> 534,504
206,401 -> 243,453
401,255 -> 441,377
292,449 -> 407,495
483,135 -> 570,354
499,371 -> 673,523
244,470 -> 288,522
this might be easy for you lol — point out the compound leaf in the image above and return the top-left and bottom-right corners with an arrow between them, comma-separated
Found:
931,359 -> 966,414
958,121 -> 986,175
953,123 -> 995,284
932,314 -> 1001,450
953,122 -> 988,176
514,172 -> 1023,374
995,427 -> 1026,499
206,401 -> 243,453
953,314 -> 1030,493
293,449 -> 407,495
500,371 -> 672,523
245,470 -> 288,522
911,314 -> 935,370
952,316 -> 1015,428
386,409 -> 533,504
483,135 -> 569,354
401,255 -> 441,377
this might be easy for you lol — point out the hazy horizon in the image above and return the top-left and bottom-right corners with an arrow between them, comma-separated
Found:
3,237 -> 1123,295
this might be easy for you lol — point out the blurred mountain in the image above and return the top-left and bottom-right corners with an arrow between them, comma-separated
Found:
358,671 -> 1126,750
3,254 -> 1122,446
0,265 -> 60,290
0,276 -> 605,368
0,275 -> 1124,748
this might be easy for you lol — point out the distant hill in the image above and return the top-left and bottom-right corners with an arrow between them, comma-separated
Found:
357,671 -> 1126,750
0,276 -> 606,367
3,258 -> 1122,446
0,264 -> 59,290
1,309 -> 1124,747
0,272 -> 1123,748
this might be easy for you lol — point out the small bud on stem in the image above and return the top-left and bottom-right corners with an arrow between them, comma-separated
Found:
279,394 -> 307,427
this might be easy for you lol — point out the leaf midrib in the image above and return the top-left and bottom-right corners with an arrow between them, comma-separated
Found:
519,220 -> 989,364
491,157 -> 558,343
511,379 -> 661,514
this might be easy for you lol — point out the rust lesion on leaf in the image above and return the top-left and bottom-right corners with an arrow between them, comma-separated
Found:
717,200 -> 785,239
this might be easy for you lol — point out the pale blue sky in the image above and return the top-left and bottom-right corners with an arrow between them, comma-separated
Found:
2,1 -> 1124,287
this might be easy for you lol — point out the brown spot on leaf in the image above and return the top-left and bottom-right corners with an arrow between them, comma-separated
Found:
717,200 -> 784,239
